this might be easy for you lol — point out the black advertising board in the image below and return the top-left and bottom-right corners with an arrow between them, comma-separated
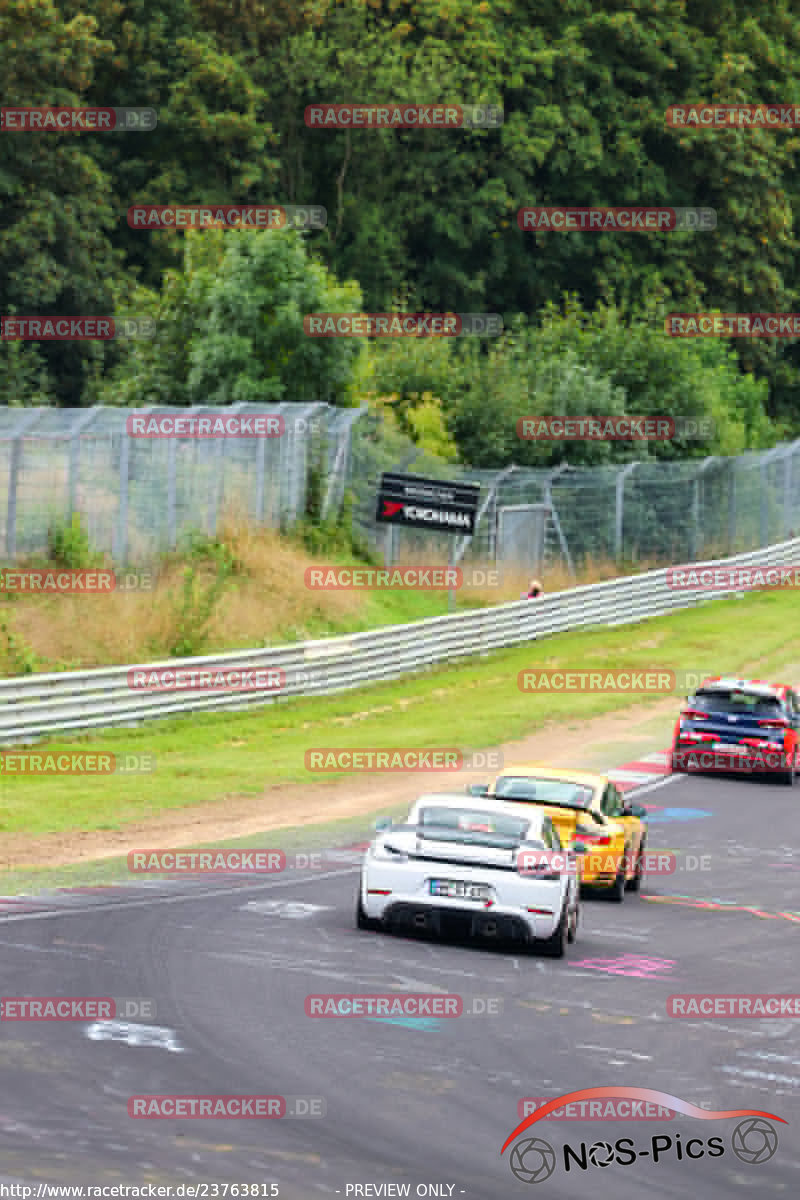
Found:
375,472 -> 481,535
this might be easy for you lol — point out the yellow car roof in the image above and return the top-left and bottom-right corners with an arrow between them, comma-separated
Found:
492,764 -> 608,790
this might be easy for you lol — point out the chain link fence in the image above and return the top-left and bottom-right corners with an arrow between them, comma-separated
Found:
1,404 -> 799,570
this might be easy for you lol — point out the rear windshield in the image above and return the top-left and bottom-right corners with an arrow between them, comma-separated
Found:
493,776 -> 593,809
416,806 -> 531,845
690,689 -> 783,718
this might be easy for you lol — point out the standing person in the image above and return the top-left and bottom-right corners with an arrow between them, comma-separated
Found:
527,578 -> 543,599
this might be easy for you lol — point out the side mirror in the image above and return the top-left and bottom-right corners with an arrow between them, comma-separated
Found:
466,783 -> 489,797
374,817 -> 393,832
571,841 -> 588,855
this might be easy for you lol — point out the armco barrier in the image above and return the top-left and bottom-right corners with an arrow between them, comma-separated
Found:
0,539 -> 798,744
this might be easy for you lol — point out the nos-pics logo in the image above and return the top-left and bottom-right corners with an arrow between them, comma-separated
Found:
502,1088 -> 784,1184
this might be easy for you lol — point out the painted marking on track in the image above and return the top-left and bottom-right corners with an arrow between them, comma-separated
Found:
577,1045 -> 652,1060
643,895 -> 800,923
365,1017 -> 442,1031
720,1065 -> 800,1086
84,1021 -> 184,1052
570,954 -> 675,979
646,808 -> 712,823
241,900 -> 333,919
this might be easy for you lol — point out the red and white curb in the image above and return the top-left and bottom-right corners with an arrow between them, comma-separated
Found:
608,751 -> 671,792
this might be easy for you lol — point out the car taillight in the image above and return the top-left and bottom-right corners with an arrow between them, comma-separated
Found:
574,833 -> 611,846
758,718 -> 789,729
681,708 -> 709,720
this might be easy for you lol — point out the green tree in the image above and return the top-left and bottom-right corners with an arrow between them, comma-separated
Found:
101,228 -> 368,407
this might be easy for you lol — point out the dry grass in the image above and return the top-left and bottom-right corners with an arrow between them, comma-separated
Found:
1,522 -> 364,671
0,517 -> 653,674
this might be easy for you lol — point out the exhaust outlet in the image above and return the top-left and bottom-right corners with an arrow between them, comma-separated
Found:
484,920 -> 498,937
414,913 -> 428,928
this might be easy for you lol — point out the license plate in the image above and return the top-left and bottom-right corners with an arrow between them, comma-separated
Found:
429,879 -> 491,901
712,742 -> 746,753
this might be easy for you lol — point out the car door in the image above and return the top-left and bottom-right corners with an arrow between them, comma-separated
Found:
605,783 -> 643,867
597,783 -> 638,871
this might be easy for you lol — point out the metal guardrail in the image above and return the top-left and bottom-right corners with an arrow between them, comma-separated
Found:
2,538 -> 798,744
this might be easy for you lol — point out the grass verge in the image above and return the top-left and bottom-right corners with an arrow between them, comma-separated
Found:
1,588 -> 798,839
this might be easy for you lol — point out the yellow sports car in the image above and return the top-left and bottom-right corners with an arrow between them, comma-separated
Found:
468,765 -> 648,901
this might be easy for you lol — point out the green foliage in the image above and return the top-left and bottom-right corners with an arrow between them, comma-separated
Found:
46,514 -> 103,569
0,338 -> 55,407
0,620 -> 38,676
295,491 -> 375,562
5,0 -> 800,436
166,563 -> 233,658
180,530 -> 245,576
442,302 -> 772,468
101,229 -> 366,408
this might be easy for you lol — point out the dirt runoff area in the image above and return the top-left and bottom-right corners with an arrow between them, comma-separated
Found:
2,698 -> 678,870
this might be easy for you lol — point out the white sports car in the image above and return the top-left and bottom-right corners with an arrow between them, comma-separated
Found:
356,793 -> 580,956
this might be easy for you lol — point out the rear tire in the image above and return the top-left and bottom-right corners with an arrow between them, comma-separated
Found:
625,842 -> 645,893
356,890 -> 383,931
779,750 -> 796,786
536,902 -> 569,957
671,749 -> 685,773
607,866 -> 626,903
567,896 -> 580,944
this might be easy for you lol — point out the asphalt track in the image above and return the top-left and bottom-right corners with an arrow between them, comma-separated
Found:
1,767 -> 799,1197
